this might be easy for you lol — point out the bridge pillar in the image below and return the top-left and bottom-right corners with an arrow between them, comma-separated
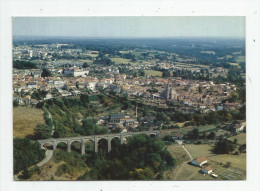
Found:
107,138 -> 112,153
67,140 -> 71,153
81,140 -> 85,155
94,137 -> 98,153
53,141 -> 57,151
120,136 -> 124,144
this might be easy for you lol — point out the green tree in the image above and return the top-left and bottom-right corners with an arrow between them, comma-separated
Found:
214,139 -> 235,154
13,100 -> 19,107
208,132 -> 216,139
41,68 -> 52,77
162,70 -> 170,78
34,123 -> 52,139
192,128 -> 199,139
13,138 -> 45,174
83,62 -> 89,68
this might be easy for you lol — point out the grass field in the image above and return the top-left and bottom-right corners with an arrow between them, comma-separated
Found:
168,143 -> 246,180
184,144 -> 215,158
236,56 -> 245,62
144,70 -> 162,77
166,145 -> 190,164
13,107 -> 45,138
110,57 -> 139,66
227,133 -> 246,145
208,153 -> 246,171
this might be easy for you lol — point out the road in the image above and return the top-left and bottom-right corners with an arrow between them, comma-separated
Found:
37,149 -> 54,167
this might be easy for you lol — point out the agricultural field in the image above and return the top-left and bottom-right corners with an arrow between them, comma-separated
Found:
235,56 -> 245,62
184,144 -> 214,159
227,133 -> 246,145
144,70 -> 162,77
170,143 -> 246,180
110,57 -> 139,66
13,107 -> 45,138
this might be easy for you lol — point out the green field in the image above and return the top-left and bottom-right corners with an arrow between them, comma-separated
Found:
13,107 -> 45,138
110,57 -> 139,66
184,144 -> 214,158
166,145 -> 190,164
144,70 -> 162,77
236,56 -> 245,62
168,143 -> 246,180
227,133 -> 246,145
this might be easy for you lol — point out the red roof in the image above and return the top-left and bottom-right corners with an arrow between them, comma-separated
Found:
204,166 -> 212,171
196,156 -> 207,164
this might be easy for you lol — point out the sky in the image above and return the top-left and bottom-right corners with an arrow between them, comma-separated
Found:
13,17 -> 245,38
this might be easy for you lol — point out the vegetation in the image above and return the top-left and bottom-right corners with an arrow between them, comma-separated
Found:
78,134 -> 176,180
41,68 -> 52,77
13,138 -> 45,174
34,123 -> 52,139
13,107 -> 45,138
13,60 -> 37,69
214,138 -> 235,154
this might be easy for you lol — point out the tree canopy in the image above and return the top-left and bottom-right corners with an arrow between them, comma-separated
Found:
14,138 -> 45,174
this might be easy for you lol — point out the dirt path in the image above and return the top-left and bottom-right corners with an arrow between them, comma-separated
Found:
172,145 -> 193,180
182,145 -> 193,160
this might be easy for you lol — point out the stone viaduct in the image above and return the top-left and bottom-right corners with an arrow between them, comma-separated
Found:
38,131 -> 160,155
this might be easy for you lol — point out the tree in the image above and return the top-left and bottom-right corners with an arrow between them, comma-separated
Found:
83,62 -> 89,68
138,69 -> 145,76
162,70 -> 170,78
13,138 -> 45,174
22,168 -> 32,179
192,128 -> 199,139
13,100 -> 19,107
214,139 -> 235,154
34,123 -> 52,139
208,132 -> 216,139
41,68 -> 52,77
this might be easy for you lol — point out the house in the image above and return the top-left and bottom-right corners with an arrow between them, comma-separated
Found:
191,156 -> 208,166
109,114 -> 125,123
230,121 -> 246,133
201,166 -> 213,174
172,133 -> 183,140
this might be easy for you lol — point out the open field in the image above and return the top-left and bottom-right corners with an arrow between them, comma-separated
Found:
166,145 -> 190,164
208,153 -> 246,171
110,57 -> 139,66
144,70 -> 162,77
236,56 -> 245,62
227,133 -> 246,145
175,162 -> 215,180
166,143 -> 246,180
13,107 -> 45,138
184,144 -> 214,158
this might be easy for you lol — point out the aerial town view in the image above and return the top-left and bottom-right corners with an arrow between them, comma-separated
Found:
12,17 -> 246,181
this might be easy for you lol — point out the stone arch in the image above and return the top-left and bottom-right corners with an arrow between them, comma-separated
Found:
56,141 -> 68,151
84,139 -> 95,154
111,137 -> 120,150
70,140 -> 81,154
97,138 -> 108,153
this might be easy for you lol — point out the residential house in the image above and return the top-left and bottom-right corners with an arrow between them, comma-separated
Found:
191,156 -> 208,166
202,166 -> 213,174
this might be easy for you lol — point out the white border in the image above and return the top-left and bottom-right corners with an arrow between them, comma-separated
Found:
1,1 -> 260,191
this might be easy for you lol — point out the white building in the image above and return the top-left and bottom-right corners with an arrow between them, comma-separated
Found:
64,67 -> 89,77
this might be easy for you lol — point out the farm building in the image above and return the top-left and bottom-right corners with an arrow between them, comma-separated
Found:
172,133 -> 183,140
202,166 -> 213,174
191,156 -> 208,166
